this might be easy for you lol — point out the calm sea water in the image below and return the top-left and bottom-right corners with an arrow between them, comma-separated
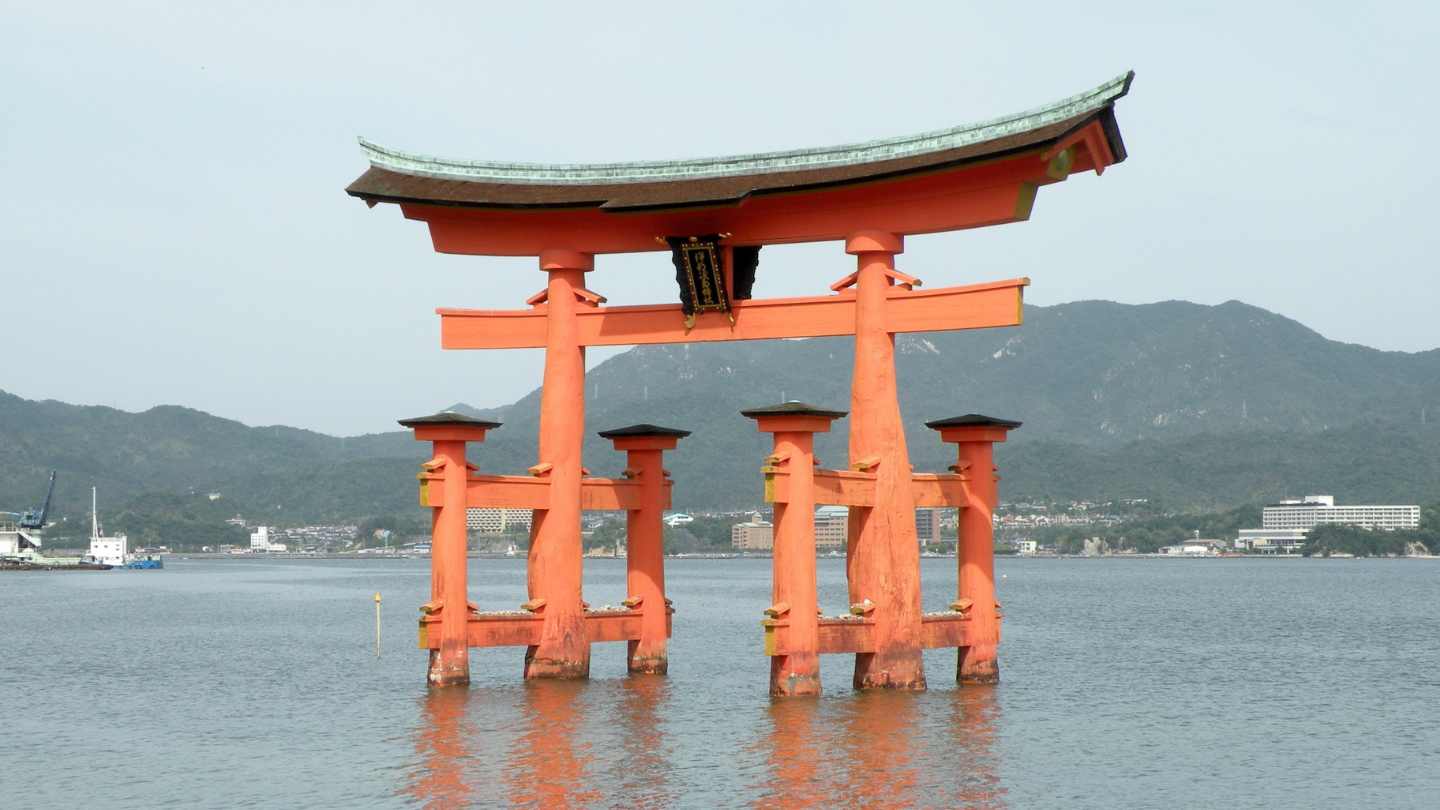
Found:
2,556 -> 1437,809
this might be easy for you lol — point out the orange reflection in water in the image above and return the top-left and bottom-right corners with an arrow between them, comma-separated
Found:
752,687 -> 1007,810
611,676 -> 672,810
402,687 -> 478,810
504,679 -> 602,809
402,675 -> 673,810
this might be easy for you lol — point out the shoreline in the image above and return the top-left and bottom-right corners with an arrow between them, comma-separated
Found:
160,551 -> 1436,561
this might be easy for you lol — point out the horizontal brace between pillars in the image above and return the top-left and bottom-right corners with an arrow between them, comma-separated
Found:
763,470 -> 972,508
909,473 -> 971,508
761,613 -> 994,656
419,609 -> 674,649
765,468 -> 875,506
439,279 -> 1027,350
418,474 -> 671,511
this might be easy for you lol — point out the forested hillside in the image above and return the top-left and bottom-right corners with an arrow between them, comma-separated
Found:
3,299 -> 1437,523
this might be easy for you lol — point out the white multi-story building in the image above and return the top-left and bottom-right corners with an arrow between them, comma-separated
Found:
1262,495 -> 1419,531
1238,495 -> 1420,552
467,508 -> 533,534
249,526 -> 288,553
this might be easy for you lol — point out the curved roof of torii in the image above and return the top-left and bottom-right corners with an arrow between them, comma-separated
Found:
350,72 -> 1130,211
347,72 -> 1132,255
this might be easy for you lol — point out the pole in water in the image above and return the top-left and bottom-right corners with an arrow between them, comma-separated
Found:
375,592 -> 382,657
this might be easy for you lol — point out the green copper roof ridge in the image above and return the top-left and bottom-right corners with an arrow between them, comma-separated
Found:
358,71 -> 1132,186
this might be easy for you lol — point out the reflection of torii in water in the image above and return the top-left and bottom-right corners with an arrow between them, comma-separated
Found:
355,71 -> 1134,693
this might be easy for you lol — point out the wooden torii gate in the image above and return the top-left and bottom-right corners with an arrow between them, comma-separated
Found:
351,72 -> 1132,692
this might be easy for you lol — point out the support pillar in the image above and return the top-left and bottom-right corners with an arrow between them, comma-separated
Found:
599,424 -> 690,675
843,231 -> 926,690
744,401 -> 846,697
400,412 -> 501,687
927,414 -> 1021,684
526,249 -> 594,679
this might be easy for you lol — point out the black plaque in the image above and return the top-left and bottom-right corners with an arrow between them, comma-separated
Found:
680,240 -> 729,315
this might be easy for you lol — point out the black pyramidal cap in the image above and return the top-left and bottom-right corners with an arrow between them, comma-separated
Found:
740,401 -> 848,419
398,412 -> 503,430
925,414 -> 1022,430
597,424 -> 692,439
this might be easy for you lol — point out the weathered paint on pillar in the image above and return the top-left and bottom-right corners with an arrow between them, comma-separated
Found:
844,231 -> 926,691
526,249 -> 594,679
400,413 -> 500,688
599,424 -> 690,675
927,415 -> 1021,684
957,439 -> 998,683
745,402 -> 846,697
431,438 -> 471,685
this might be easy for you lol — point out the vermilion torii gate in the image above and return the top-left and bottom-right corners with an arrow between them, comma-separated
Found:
353,73 -> 1132,693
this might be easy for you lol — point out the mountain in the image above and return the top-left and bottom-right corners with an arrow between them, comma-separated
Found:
3,299 -> 1438,521
0,391 -> 423,522
439,299 -> 1440,508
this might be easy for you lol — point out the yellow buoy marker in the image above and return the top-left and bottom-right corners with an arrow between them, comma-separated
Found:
375,592 -> 382,657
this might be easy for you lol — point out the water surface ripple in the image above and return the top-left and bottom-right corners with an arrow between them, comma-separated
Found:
2,557 -> 1435,808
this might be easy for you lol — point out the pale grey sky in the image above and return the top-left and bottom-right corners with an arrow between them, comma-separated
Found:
3,1 -> 1436,435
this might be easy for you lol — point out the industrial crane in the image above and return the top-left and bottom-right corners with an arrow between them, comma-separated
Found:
2,471 -> 57,530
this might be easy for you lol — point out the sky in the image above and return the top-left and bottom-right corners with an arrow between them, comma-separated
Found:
3,1 -> 1437,436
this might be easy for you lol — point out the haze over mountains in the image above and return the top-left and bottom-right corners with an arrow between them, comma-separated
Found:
4,299 -> 1437,524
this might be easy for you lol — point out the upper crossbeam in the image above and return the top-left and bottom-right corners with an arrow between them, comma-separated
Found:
439,278 -> 1027,350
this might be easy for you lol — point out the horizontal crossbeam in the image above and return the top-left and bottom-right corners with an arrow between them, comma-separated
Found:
762,469 -> 971,508
439,278 -> 1026,350
761,612 -> 992,656
417,473 -> 671,511
419,608 -> 673,649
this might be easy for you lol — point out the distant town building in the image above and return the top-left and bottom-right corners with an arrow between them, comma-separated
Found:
915,508 -> 941,543
1260,495 -> 1419,531
249,526 -> 288,553
1162,538 -> 1227,556
468,508 -> 533,534
1015,539 -> 1037,555
664,513 -> 695,527
731,516 -> 774,551
1237,495 -> 1420,553
815,506 -> 848,550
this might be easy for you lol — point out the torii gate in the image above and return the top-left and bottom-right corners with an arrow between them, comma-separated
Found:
352,72 -> 1132,693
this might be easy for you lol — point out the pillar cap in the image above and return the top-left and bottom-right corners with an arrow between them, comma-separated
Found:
845,231 -> 904,255
538,249 -> 594,272
398,412 -> 503,430
741,401 -> 848,420
924,414 -> 1022,430
596,424 -> 692,439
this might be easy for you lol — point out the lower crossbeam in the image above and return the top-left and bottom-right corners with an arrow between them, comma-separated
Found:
762,613 -> 994,656
419,608 -> 673,650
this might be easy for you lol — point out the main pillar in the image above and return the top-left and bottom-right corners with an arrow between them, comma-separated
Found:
927,415 -> 1021,684
400,412 -> 501,687
843,231 -> 926,690
598,424 -> 690,675
744,401 -> 846,697
525,249 -> 594,679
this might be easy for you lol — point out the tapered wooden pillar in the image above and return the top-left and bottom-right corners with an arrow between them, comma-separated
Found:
400,412 -> 501,687
526,249 -> 594,679
599,424 -> 690,675
843,231 -> 926,690
927,415 -> 1021,684
745,402 -> 846,697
